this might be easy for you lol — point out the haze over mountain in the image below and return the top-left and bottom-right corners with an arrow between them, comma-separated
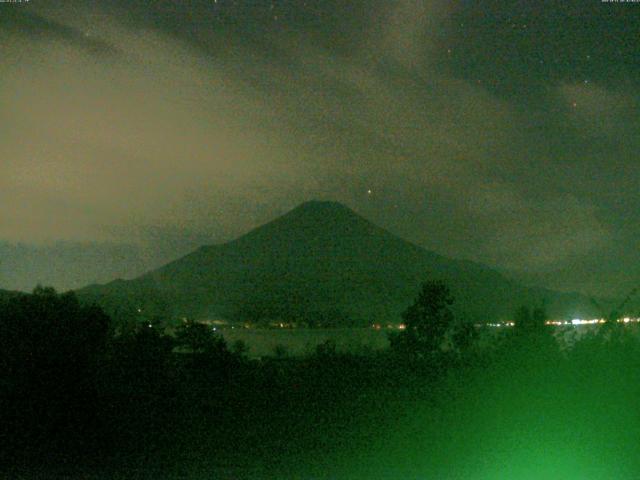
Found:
79,201 -> 602,325
3,1 -> 639,301
0,242 -> 154,293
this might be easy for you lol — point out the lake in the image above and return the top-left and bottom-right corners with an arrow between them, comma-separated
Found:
219,327 -> 392,358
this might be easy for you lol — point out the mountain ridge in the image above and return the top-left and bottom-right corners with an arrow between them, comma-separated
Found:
78,200 -> 601,325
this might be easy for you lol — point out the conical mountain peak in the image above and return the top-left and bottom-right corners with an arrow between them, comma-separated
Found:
78,200 -> 599,325
277,200 -> 366,226
234,200 -> 378,246
291,200 -> 355,214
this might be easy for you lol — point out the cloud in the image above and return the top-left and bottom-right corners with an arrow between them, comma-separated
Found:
0,8 -> 122,58
1,11 -> 317,240
558,82 -> 637,137
469,185 -> 611,269
1,0 -> 638,294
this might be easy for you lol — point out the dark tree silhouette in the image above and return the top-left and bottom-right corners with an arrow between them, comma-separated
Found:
174,319 -> 227,354
0,287 -> 110,461
451,320 -> 479,356
111,321 -> 175,379
392,280 -> 455,357
315,338 -> 338,358
513,305 -> 548,333
173,319 -> 235,389
508,305 -> 560,365
231,339 -> 250,357
591,287 -> 639,337
273,343 -> 289,358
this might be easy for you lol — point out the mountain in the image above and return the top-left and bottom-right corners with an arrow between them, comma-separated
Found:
0,289 -> 21,302
78,201 -> 600,325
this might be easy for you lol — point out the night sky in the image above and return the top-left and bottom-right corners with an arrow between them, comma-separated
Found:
1,0 -> 639,295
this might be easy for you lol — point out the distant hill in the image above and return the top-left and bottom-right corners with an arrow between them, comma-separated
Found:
0,289 -> 21,302
78,201 -> 601,325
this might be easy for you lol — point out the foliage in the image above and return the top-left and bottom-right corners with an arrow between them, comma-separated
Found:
0,287 -> 110,461
391,280 -> 455,357
273,343 -> 289,358
315,338 -> 338,358
174,318 -> 227,355
7,281 -> 640,478
513,305 -> 548,333
505,305 -> 562,368
450,320 -> 480,356
231,339 -> 250,357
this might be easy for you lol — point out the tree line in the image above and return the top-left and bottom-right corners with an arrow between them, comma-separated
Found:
1,281 -> 639,478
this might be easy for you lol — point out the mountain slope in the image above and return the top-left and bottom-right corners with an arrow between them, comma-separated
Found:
78,201 -> 599,324
0,289 -> 21,302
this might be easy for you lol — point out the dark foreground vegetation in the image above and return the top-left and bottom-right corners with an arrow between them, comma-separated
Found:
2,284 -> 640,479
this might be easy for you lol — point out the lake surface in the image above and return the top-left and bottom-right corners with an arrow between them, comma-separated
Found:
219,327 -> 391,358
218,323 -> 640,358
